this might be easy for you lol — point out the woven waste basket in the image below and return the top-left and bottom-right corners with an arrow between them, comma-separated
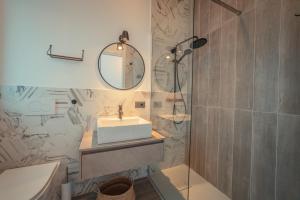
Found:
96,177 -> 135,200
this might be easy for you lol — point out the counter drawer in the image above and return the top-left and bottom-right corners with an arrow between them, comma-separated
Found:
81,142 -> 163,180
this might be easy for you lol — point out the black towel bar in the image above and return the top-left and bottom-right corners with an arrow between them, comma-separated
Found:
47,45 -> 84,61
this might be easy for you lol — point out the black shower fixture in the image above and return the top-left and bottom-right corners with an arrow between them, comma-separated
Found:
171,36 -> 207,64
170,36 -> 207,55
170,36 -> 208,126
176,49 -> 193,64
190,38 -> 208,49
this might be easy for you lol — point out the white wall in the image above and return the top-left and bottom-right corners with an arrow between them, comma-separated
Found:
0,0 -> 151,91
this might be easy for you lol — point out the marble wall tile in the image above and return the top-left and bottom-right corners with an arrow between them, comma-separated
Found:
251,112 -> 277,200
235,10 -> 254,110
278,0 -> 300,115
253,0 -> 281,112
208,29 -> 221,107
0,85 -> 151,181
277,114 -> 300,200
220,19 -> 237,108
151,0 -> 194,175
205,108 -> 220,186
152,0 -> 193,43
232,110 -> 252,200
217,109 -> 234,197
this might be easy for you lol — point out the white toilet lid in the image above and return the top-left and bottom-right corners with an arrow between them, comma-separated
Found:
0,161 -> 60,200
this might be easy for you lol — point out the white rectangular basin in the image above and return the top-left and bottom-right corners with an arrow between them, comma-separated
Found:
97,117 -> 152,144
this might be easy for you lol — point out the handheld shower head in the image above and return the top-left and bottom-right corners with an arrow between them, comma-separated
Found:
176,49 -> 193,63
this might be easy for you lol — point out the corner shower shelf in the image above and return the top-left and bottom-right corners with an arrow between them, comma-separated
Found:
159,114 -> 191,122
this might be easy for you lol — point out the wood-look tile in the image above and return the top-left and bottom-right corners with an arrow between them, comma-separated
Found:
199,0 -> 210,36
253,0 -> 281,112
190,106 -> 199,169
217,109 -> 234,197
193,54 -> 200,106
251,112 -> 277,200
237,0 -> 254,11
232,110 -> 252,200
255,0 -> 281,7
209,0 -> 222,32
222,0 -> 237,22
235,10 -> 254,110
208,29 -> 221,107
277,114 -> 300,200
205,108 -> 220,186
278,0 -> 300,115
194,37 -> 209,106
220,19 -> 237,108
193,0 -> 201,107
191,106 -> 207,177
194,0 -> 201,34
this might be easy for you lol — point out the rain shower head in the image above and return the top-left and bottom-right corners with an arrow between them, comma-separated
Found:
190,38 -> 208,49
172,38 -> 207,64
170,36 -> 208,54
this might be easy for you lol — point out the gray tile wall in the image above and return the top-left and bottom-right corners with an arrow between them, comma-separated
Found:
190,0 -> 300,199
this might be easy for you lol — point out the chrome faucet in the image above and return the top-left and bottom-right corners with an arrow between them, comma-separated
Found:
118,105 -> 123,120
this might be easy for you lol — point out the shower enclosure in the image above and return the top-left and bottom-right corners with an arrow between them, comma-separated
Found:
149,0 -> 195,199
149,0 -> 242,199
150,0 -> 300,199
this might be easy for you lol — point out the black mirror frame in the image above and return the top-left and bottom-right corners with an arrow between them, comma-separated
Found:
98,42 -> 145,90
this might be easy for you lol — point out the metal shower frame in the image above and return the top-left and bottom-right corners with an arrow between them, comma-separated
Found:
211,0 -> 242,16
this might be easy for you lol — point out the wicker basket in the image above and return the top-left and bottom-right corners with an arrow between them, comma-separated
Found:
96,177 -> 135,200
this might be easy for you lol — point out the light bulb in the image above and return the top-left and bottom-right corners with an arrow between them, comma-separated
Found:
117,43 -> 123,50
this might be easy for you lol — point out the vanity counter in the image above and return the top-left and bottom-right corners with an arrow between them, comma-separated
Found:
79,130 -> 165,154
79,130 -> 165,180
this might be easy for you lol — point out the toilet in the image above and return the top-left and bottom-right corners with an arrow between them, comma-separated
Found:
0,161 -> 63,200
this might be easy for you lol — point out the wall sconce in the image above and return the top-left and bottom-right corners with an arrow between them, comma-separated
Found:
117,30 -> 129,50
119,31 -> 129,43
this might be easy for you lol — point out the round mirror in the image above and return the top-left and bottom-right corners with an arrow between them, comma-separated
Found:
98,43 -> 145,90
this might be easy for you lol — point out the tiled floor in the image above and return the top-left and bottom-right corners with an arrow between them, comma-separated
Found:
150,164 -> 230,200
73,165 -> 229,200
72,178 -> 161,200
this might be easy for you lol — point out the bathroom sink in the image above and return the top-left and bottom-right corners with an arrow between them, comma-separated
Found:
97,117 -> 152,144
